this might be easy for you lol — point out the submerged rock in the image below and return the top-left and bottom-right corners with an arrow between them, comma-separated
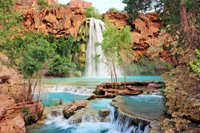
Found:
98,109 -> 110,117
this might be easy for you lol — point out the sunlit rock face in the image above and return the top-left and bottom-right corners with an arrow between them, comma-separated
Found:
0,94 -> 44,133
14,0 -> 58,11
23,7 -> 85,38
102,11 -> 129,29
67,0 -> 92,11
103,11 -> 178,65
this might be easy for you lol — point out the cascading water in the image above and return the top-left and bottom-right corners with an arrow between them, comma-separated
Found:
28,99 -> 151,133
85,18 -> 107,77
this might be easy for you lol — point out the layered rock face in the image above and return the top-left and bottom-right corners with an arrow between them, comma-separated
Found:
14,0 -> 58,11
23,7 -> 86,38
0,94 -> 25,133
0,54 -> 25,102
67,0 -> 92,11
103,12 -> 177,65
0,94 -> 44,133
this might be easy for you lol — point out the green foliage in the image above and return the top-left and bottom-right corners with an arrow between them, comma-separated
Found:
85,7 -> 102,19
21,38 -> 54,78
48,55 -> 76,76
2,31 -> 77,77
160,0 -> 181,27
127,57 -> 173,75
37,0 -> 49,9
56,35 -> 74,58
0,0 -> 22,45
0,0 -> 14,13
22,107 -> 29,116
162,65 -> 200,132
107,7 -> 119,12
122,0 -> 160,22
100,20 -> 133,86
190,49 -> 200,74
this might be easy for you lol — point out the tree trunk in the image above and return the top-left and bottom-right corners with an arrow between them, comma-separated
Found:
112,62 -> 118,89
37,70 -> 42,101
110,68 -> 114,88
124,65 -> 126,89
27,78 -> 32,101
180,0 -> 190,43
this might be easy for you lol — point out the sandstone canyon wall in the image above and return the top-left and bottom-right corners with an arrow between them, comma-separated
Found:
15,0 -> 58,11
0,94 -> 44,133
103,11 -> 177,65
23,7 -> 86,38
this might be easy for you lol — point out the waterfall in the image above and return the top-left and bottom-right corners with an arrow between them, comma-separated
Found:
85,18 -> 107,77
44,104 -> 150,133
110,106 -> 151,133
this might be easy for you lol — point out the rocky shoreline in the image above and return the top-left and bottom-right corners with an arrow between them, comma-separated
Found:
0,94 -> 44,133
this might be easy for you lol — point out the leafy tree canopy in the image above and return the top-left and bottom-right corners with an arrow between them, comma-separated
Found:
122,0 -> 161,22
85,7 -> 102,19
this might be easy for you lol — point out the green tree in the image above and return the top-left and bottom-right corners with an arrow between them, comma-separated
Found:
0,0 -> 14,13
0,0 -> 22,45
48,55 -> 76,76
190,49 -> 200,74
101,21 -> 133,88
122,0 -> 160,22
56,35 -> 74,58
118,26 -> 133,89
107,7 -> 119,12
85,7 -> 102,19
21,38 -> 54,101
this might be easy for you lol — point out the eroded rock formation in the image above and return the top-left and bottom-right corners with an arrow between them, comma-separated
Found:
102,11 -> 128,28
23,7 -> 86,38
63,100 -> 88,119
67,0 -> 92,11
91,81 -> 164,99
0,94 -> 43,133
103,11 -> 177,65
14,0 -> 58,11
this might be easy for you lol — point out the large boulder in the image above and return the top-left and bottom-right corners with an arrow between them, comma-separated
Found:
63,100 -> 88,119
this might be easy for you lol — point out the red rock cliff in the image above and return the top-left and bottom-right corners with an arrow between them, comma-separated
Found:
103,11 -> 177,65
23,7 -> 86,38
15,0 -> 58,11
67,0 -> 92,11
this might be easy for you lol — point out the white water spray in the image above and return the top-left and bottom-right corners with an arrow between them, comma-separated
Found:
85,18 -> 107,77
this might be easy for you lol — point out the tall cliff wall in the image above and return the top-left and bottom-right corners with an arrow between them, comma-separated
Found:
14,0 -> 58,11
103,11 -> 177,65
23,7 -> 86,38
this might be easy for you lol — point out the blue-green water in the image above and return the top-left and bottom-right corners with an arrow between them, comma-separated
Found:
39,92 -> 88,106
28,76 -> 164,133
42,76 -> 162,86
89,99 -> 112,109
121,95 -> 165,121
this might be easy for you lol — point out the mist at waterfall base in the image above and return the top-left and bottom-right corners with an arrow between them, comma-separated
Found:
28,95 -> 164,133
